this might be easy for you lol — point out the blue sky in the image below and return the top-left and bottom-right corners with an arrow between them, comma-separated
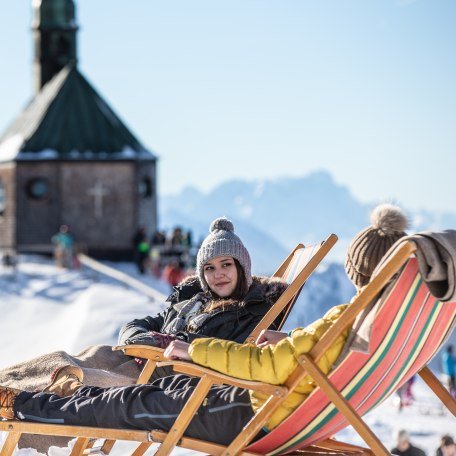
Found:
1,1 -> 455,212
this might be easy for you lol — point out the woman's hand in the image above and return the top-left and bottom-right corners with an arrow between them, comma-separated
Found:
164,340 -> 191,361
255,330 -> 288,347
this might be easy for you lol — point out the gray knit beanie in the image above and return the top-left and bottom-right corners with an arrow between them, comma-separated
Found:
197,217 -> 252,292
345,204 -> 409,289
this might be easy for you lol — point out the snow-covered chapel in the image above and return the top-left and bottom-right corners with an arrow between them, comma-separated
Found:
0,0 -> 157,258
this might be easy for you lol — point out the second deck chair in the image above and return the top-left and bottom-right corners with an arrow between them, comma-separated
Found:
0,235 -> 337,456
2,239 -> 454,456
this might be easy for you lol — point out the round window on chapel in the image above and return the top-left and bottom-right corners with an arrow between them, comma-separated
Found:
26,177 -> 51,201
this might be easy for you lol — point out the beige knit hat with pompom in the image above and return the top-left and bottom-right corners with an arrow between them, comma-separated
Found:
345,204 -> 409,288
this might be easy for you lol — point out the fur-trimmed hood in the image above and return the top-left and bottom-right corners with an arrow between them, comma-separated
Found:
243,276 -> 288,309
167,274 -> 288,311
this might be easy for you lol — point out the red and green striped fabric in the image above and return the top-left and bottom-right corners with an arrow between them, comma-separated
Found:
282,244 -> 320,284
247,258 -> 456,455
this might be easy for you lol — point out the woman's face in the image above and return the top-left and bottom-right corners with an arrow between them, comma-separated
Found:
203,256 -> 238,297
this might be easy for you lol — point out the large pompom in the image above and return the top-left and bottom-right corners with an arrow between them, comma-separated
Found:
370,203 -> 409,234
210,217 -> 234,233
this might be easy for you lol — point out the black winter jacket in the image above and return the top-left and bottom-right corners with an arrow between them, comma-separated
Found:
118,275 -> 288,345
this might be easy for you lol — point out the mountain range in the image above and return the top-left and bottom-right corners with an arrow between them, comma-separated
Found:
160,170 -> 456,271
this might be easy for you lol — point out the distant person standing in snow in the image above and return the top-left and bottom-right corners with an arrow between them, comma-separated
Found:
51,224 -> 75,269
0,204 -> 413,444
132,227 -> 150,274
442,345 -> 456,397
396,374 -> 416,410
391,430 -> 427,456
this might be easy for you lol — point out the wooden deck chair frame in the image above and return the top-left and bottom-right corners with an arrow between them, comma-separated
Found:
3,240 -> 455,456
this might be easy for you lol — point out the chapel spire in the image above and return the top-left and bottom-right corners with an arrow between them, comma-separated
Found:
32,0 -> 78,93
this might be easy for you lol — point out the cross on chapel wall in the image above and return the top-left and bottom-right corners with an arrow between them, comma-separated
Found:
87,181 -> 109,219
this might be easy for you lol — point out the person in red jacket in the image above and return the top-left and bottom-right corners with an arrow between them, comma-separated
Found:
162,260 -> 186,291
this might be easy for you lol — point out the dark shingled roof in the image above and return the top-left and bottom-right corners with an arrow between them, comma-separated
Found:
0,65 -> 156,162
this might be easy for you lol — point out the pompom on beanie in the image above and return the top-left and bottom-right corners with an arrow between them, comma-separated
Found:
345,204 -> 409,288
197,217 -> 252,291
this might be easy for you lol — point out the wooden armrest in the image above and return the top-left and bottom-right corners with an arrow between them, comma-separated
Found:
156,361 -> 287,397
113,344 -> 166,361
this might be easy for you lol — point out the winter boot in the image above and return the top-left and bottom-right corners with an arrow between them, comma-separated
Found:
42,365 -> 84,397
0,385 -> 21,420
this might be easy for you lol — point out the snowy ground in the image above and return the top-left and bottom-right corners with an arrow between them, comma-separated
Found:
0,256 -> 454,455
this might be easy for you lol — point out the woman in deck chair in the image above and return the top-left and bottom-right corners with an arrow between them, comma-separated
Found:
113,216 -> 288,381
0,205 -> 409,445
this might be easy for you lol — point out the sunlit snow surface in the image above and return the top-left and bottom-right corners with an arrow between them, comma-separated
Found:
0,256 -> 454,455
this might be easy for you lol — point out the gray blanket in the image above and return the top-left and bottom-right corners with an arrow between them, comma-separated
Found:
401,230 -> 456,303
0,344 -> 139,452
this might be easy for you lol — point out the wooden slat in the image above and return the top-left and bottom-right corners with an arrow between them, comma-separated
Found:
155,375 -> 213,456
100,439 -> 116,455
419,366 -> 456,416
157,361 -> 287,397
136,360 -> 159,384
0,421 -> 151,442
299,354 -> 389,456
113,345 -> 166,361
317,438 -> 373,455
0,431 -> 21,456
287,447 -> 361,455
70,437 -> 91,456
131,442 -> 153,456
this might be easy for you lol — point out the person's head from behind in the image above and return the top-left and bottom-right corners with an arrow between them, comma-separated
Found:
395,429 -> 411,451
197,217 -> 252,300
441,435 -> 456,456
345,203 -> 409,290
447,345 -> 454,355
